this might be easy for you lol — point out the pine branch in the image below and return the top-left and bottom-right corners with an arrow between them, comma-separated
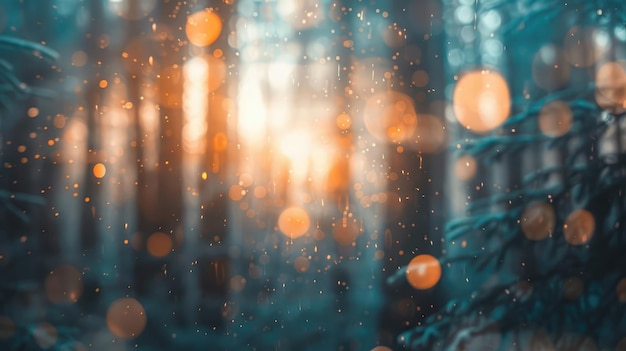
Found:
481,0 -> 626,35
0,35 -> 56,228
0,36 -> 59,61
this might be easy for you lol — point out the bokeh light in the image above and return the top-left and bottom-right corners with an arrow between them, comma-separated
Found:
228,184 -> 246,201
106,298 -> 147,339
453,69 -> 510,133
411,70 -> 429,87
253,185 -> 267,199
3,1 -> 622,349
146,232 -> 173,257
53,114 -> 66,129
71,50 -> 87,67
278,207 -> 311,238
538,100 -> 572,137
454,154 -> 477,181
186,9 -> 222,47
93,163 -> 106,178
27,107 -> 39,118
563,209 -> 595,245
406,254 -> 442,290
332,218 -> 361,246
520,202 -> 555,240
293,256 -> 310,273
44,264 -> 83,304
336,113 -> 352,130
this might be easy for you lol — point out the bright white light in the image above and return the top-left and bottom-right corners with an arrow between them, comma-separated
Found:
238,66 -> 267,145
279,130 -> 312,162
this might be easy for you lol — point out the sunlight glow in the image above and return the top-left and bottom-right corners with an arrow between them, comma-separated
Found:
237,67 -> 268,146
183,56 -> 209,154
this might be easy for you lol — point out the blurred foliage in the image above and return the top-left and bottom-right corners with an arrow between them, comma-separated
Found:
395,0 -> 626,350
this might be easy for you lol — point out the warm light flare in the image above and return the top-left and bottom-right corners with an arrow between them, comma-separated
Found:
106,298 -> 147,339
538,100 -> 572,137
336,113 -> 352,130
278,206 -> 311,238
564,209 -> 595,245
406,254 -> 441,290
186,9 -> 222,47
146,232 -> 173,257
453,69 -> 510,133
93,163 -> 107,178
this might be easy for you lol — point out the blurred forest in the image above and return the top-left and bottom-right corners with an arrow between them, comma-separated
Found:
1,1 -> 625,351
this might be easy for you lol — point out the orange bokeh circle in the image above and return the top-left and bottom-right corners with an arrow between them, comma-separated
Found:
106,298 -> 147,339
146,232 -> 173,257
186,9 -> 222,47
278,206 -> 311,238
406,254 -> 441,290
453,70 -> 510,133
563,209 -> 595,245
520,202 -> 556,241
